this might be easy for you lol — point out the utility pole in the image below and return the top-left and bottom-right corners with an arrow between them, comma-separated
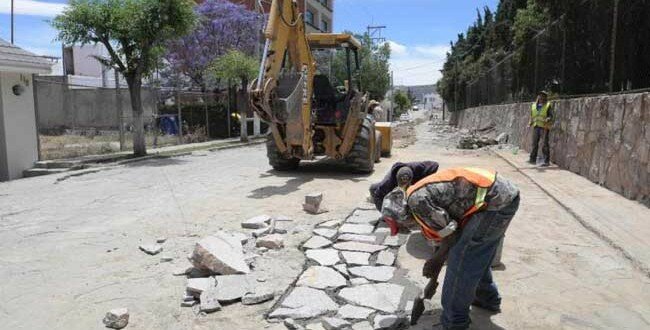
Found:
366,25 -> 386,45
11,0 -> 15,44
389,71 -> 394,121
608,0 -> 620,92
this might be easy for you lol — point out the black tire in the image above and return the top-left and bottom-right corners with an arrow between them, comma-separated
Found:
266,137 -> 300,171
345,116 -> 376,173
374,131 -> 382,163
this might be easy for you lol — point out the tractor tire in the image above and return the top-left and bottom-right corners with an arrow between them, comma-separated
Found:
266,137 -> 300,171
374,131 -> 382,163
345,116 -> 376,173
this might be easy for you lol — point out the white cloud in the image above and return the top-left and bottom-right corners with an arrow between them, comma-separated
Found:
386,40 -> 450,86
0,0 -> 67,17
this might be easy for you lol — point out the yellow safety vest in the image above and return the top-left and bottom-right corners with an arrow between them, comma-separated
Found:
531,102 -> 552,129
406,167 -> 497,241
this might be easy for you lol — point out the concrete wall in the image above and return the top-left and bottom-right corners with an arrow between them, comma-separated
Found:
35,77 -> 156,131
454,92 -> 649,207
0,72 -> 39,180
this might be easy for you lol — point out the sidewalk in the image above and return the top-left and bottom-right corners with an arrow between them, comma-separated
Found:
494,148 -> 650,276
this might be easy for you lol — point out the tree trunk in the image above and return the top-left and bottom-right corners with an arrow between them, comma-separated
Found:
238,78 -> 248,142
126,76 -> 147,156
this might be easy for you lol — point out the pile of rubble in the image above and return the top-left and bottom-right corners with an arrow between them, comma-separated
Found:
457,132 -> 509,150
267,206 -> 421,330
175,214 -> 293,315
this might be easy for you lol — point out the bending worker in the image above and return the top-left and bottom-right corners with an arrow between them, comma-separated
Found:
383,167 -> 520,330
529,91 -> 554,166
369,161 -> 439,211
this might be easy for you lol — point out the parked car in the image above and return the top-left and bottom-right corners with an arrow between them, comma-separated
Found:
412,106 -> 419,111
399,113 -> 411,121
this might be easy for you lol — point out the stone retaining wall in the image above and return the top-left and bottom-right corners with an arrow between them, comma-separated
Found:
454,92 -> 649,207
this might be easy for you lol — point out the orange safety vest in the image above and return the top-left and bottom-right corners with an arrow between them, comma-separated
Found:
406,167 -> 497,241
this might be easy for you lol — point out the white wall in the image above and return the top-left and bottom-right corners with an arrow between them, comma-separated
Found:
0,72 -> 39,180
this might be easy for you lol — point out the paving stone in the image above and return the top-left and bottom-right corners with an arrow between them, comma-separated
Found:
322,317 -> 351,330
199,287 -> 222,313
302,236 -> 333,250
381,235 -> 400,247
102,308 -> 129,329
333,264 -> 349,278
375,250 -> 395,266
337,234 -> 377,244
341,251 -> 370,266
352,321 -> 374,330
305,249 -> 340,266
338,283 -> 404,313
350,278 -> 370,285
186,277 -> 216,297
139,244 -> 163,255
305,323 -> 326,330
296,266 -> 347,289
270,287 -> 338,319
241,214 -> 272,229
242,287 -> 275,305
284,318 -> 304,330
348,266 -> 396,282
213,274 -> 254,302
333,242 -> 387,253
313,228 -> 338,240
317,219 -> 343,228
346,209 -> 381,225
337,304 -> 375,320
339,223 -> 375,235
189,233 -> 250,275
256,234 -> 285,249
373,314 -> 403,329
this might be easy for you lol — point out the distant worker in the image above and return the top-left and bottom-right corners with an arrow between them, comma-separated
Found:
382,167 -> 520,329
529,91 -> 554,166
369,161 -> 439,212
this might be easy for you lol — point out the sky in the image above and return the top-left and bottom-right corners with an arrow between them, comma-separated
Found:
0,0 -> 498,85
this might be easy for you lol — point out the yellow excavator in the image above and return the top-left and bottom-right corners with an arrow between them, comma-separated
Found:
249,0 -> 392,173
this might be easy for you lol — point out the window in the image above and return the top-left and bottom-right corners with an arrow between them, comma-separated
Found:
321,19 -> 329,32
305,10 -> 314,25
319,0 -> 328,7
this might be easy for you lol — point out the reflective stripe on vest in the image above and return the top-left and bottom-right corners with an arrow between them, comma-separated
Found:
531,102 -> 551,128
406,168 -> 497,241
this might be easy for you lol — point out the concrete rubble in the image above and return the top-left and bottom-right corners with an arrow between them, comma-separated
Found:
304,192 -> 327,214
102,308 -> 129,329
213,274 -> 253,302
373,314 -> 402,329
241,214 -> 272,229
242,287 -> 275,305
457,134 -> 498,149
256,234 -> 285,249
269,286 -> 339,319
199,287 -> 222,313
189,233 -> 250,275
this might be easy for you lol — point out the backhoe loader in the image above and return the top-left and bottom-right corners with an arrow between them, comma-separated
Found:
249,0 -> 392,173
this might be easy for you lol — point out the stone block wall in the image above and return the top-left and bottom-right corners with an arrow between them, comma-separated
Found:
454,92 -> 649,207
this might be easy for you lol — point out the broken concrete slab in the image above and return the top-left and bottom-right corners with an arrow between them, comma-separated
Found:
338,283 -> 404,313
348,266 -> 396,282
352,321 -> 373,330
339,223 -> 375,235
302,236 -> 333,250
333,242 -> 387,253
241,215 -> 272,229
256,234 -> 285,249
200,286 -> 222,313
346,209 -> 381,225
270,287 -> 338,319
341,251 -> 370,266
139,244 -> 163,255
305,249 -> 340,266
375,250 -> 395,266
296,266 -> 347,289
322,317 -> 350,330
350,278 -> 369,285
313,228 -> 337,240
317,219 -> 343,228
102,308 -> 129,329
213,274 -> 253,302
242,288 -> 275,305
189,233 -> 250,275
186,277 -> 217,297
337,304 -> 375,320
337,234 -> 377,244
373,314 -> 403,329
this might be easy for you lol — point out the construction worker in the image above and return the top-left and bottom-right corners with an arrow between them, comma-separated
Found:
382,167 -> 520,330
529,91 -> 554,166
369,161 -> 439,211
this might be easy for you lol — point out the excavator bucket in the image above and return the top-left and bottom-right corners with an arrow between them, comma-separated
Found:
274,73 -> 306,147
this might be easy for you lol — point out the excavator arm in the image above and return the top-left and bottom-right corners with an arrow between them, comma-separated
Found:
249,0 -> 315,159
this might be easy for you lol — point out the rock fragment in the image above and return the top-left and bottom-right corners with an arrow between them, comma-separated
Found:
302,236 -> 333,250
373,314 -> 403,329
199,287 -> 222,313
337,304 -> 374,320
189,233 -> 250,275
341,251 -> 370,266
256,234 -> 285,249
338,283 -> 404,313
139,244 -> 163,255
241,215 -> 272,229
304,193 -> 328,214
317,219 -> 343,228
213,274 -> 253,302
242,288 -> 275,305
284,318 -> 305,330
102,308 -> 129,329
333,242 -> 386,253
296,266 -> 347,289
348,266 -> 396,282
186,277 -> 216,297
381,235 -> 401,247
346,209 -> 381,225
339,224 -> 375,235
313,228 -> 337,240
305,249 -> 340,266
321,317 -> 350,330
375,250 -> 395,266
337,234 -> 377,244
269,287 -> 338,319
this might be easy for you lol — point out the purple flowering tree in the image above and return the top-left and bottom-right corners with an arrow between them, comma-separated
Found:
165,0 -> 262,90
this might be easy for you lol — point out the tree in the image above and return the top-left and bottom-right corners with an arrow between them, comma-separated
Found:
165,0 -> 262,90
53,0 -> 195,156
208,50 -> 258,142
393,90 -> 411,115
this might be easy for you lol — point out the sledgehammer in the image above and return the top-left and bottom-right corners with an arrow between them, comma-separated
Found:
410,238 -> 453,325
